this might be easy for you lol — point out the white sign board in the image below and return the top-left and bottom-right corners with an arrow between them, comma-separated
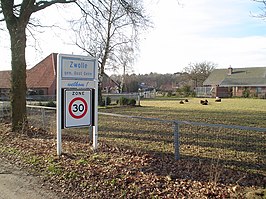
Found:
64,90 -> 92,128
61,56 -> 96,80
57,54 -> 98,156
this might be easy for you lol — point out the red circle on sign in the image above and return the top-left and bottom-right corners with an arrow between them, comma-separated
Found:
69,97 -> 88,119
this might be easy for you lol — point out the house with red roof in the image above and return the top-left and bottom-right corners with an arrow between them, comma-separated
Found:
26,53 -> 57,96
0,53 -> 119,100
0,53 -> 57,99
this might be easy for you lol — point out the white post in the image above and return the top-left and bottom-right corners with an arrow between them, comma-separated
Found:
93,69 -> 98,150
56,55 -> 62,156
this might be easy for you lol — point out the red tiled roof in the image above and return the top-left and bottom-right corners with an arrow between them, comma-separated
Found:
27,53 -> 57,88
0,53 -> 57,90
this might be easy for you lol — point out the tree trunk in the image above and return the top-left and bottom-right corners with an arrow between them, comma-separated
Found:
0,0 -> 77,131
9,26 -> 27,131
98,72 -> 104,106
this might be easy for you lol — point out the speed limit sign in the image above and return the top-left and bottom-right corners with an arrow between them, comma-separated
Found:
64,89 -> 92,128
69,97 -> 88,119
57,54 -> 98,156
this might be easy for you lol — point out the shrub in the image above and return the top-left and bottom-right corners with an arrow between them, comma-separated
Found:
118,97 -> 136,106
242,88 -> 250,98
191,91 -> 196,97
176,85 -> 193,97
167,91 -> 172,97
182,85 -> 191,97
119,97 -> 129,105
128,99 -> 136,106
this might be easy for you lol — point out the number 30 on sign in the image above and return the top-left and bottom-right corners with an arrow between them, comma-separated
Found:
64,89 -> 92,128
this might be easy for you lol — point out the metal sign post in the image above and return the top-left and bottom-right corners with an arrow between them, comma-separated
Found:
93,68 -> 98,150
57,54 -> 98,156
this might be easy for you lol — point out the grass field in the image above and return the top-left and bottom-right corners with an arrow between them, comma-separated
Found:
98,98 -> 266,175
102,97 -> 266,127
24,97 -> 266,174
1,97 -> 265,197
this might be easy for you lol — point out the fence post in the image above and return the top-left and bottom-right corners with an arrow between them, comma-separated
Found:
173,121 -> 180,160
41,108 -> 45,128
138,94 -> 140,106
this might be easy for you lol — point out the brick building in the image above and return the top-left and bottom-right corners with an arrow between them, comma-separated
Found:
203,66 -> 266,98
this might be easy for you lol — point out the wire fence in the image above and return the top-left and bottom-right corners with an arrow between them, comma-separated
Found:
0,101 -> 10,118
1,104 -> 265,175
98,112 -> 266,173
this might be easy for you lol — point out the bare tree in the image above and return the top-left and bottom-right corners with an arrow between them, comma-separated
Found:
71,0 -> 150,93
182,61 -> 216,87
71,0 -> 150,102
0,0 -> 75,131
0,0 -> 150,130
117,45 -> 134,93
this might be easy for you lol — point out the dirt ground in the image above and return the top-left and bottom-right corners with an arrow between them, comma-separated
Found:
0,157 -> 65,199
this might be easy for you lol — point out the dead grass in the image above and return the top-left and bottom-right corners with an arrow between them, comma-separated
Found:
0,98 -> 265,198
96,98 -> 266,175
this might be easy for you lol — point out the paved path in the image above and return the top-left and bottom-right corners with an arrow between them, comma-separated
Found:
0,158 -> 64,199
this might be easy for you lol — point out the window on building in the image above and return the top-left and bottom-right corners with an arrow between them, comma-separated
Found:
257,87 -> 262,94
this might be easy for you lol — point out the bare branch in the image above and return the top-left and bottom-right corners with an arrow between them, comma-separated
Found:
71,0 -> 151,76
252,0 -> 266,19
252,0 -> 266,4
33,0 -> 76,13
28,22 -> 61,29
0,0 -> 17,24
74,36 -> 103,65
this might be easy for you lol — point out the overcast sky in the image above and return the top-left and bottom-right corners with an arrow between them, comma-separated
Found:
1,0 -> 266,74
